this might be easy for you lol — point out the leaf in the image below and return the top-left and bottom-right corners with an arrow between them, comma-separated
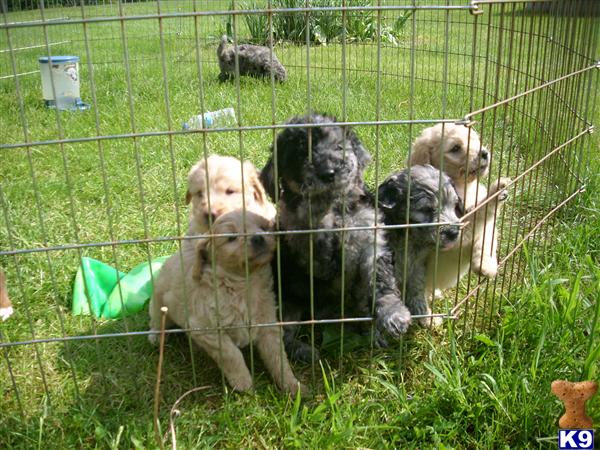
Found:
474,333 -> 497,347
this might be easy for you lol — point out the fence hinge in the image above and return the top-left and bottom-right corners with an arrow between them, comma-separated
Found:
470,1 -> 484,15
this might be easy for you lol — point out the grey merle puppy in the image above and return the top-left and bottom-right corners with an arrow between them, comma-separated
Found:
378,165 -> 463,327
260,113 -> 411,362
217,35 -> 287,82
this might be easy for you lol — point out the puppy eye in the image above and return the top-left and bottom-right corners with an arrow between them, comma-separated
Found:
225,188 -> 236,195
227,235 -> 237,242
449,145 -> 461,153
455,202 -> 463,217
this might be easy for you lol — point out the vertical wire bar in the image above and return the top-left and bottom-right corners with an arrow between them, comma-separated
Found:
0,330 -> 24,419
501,1 -> 546,316
565,0 -> 592,196
397,0 -> 417,371
368,0 -> 383,358
266,0 -> 286,392
187,0 -> 214,387
78,0 -> 135,362
470,2 -> 506,334
338,0 -> 348,372
0,185 -> 52,406
454,4 -> 480,330
579,3 -> 600,186
4,1 -> 79,399
481,2 -> 517,330
304,0 -> 316,385
115,0 -> 159,373
452,0 -> 479,336
155,0 -> 198,388
514,2 -> 558,289
526,4 -> 567,261
430,0 -> 451,328
532,3 -> 571,259
559,0 -> 584,190
461,3 -> 494,334
230,0 -> 255,387
487,1 -> 528,330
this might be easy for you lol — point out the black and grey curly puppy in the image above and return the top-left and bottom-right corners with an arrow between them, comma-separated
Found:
217,35 -> 287,82
378,165 -> 463,327
260,113 -> 411,362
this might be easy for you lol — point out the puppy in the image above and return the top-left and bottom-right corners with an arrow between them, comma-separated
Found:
185,155 -> 276,248
260,113 -> 411,362
149,210 -> 303,394
217,35 -> 287,82
409,123 -> 510,294
0,270 -> 13,321
378,165 -> 463,326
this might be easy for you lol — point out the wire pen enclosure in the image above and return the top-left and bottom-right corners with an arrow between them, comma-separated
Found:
1,0 -> 599,446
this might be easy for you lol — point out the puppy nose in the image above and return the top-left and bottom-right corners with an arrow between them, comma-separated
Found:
318,168 -> 336,183
251,235 -> 265,247
443,227 -> 460,241
480,149 -> 489,160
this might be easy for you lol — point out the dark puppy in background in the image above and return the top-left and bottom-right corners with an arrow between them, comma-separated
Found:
260,113 -> 411,362
217,35 -> 287,82
378,165 -> 463,327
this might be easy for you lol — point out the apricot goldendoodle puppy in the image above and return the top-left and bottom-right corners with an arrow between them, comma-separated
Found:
409,123 -> 511,296
149,210 -> 304,395
184,155 -> 276,249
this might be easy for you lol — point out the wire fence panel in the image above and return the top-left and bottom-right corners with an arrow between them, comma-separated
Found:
0,0 -> 598,444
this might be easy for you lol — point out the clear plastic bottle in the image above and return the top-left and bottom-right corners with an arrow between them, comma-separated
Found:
182,107 -> 237,130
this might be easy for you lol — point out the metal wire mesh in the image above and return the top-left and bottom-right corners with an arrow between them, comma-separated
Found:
1,0 -> 598,428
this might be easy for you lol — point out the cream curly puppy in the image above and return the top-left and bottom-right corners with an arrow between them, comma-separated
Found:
185,155 -> 276,249
149,210 -> 304,395
409,123 -> 511,296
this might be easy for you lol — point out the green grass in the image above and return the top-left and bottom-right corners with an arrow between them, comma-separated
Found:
1,1 -> 600,448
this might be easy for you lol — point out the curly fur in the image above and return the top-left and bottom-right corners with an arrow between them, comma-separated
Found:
149,210 -> 304,394
409,123 -> 510,293
217,35 -> 287,82
260,113 -> 411,362
185,155 -> 276,251
378,165 -> 462,327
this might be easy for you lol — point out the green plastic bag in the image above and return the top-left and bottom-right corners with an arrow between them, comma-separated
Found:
72,256 -> 169,319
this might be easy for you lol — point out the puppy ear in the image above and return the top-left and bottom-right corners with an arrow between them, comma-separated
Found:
244,161 -> 268,205
185,190 -> 192,205
193,239 -> 209,280
259,155 -> 276,200
377,178 -> 401,210
349,131 -> 371,171
409,131 -> 433,166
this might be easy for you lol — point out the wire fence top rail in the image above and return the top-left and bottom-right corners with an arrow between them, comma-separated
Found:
0,4 -> 477,30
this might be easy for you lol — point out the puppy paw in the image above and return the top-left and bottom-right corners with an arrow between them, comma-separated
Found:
287,381 -> 310,398
490,177 -> 511,202
0,306 -> 13,321
288,341 -> 320,364
475,256 -> 498,277
377,299 -> 412,337
433,289 -> 443,300
418,315 -> 444,328
228,374 -> 254,392
147,330 -> 159,346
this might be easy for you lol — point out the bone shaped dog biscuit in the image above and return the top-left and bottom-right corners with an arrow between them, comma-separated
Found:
551,380 -> 597,429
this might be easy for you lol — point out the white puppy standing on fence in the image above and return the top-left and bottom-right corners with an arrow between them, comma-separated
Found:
409,123 -> 511,297
148,210 -> 304,395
